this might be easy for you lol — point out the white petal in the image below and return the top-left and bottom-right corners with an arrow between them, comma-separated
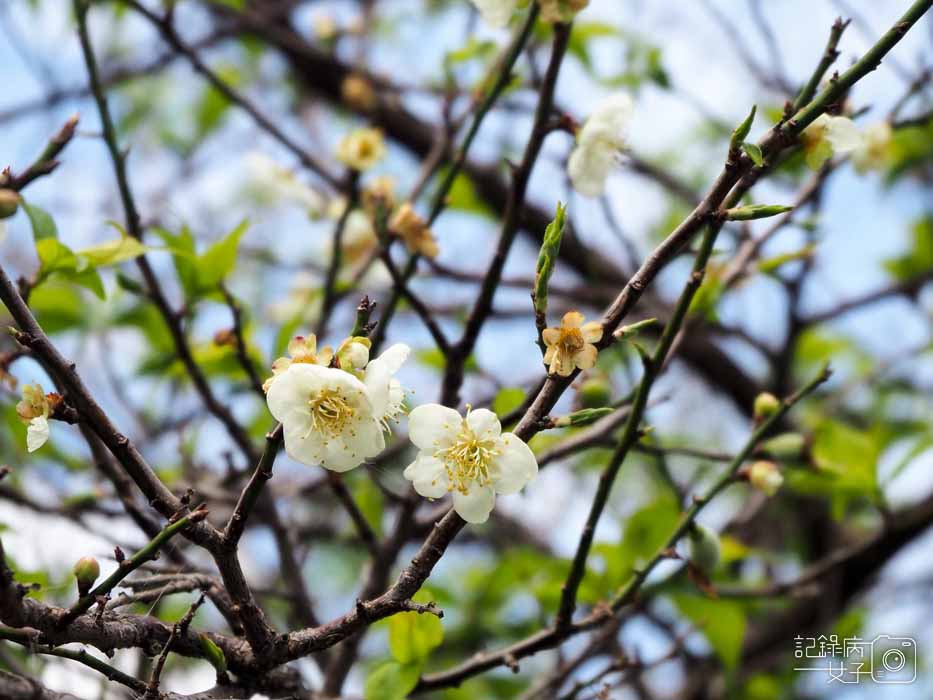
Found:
470,0 -> 516,27
452,485 -> 496,524
323,417 -> 385,472
491,433 -> 537,494
266,363 -> 322,423
282,420 -> 326,467
375,343 -> 410,374
466,408 -> 501,441
408,404 -> 462,450
403,454 -> 449,498
27,416 -> 49,453
363,358 -> 392,419
581,93 -> 633,148
568,145 -> 613,198
824,116 -> 862,154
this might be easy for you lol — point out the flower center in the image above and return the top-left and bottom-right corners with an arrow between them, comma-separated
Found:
435,420 -> 499,495
307,388 -> 356,439
559,327 -> 585,354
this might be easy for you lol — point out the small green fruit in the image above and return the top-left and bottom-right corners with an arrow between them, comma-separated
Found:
0,190 -> 20,219
73,556 -> 100,596
753,392 -> 780,421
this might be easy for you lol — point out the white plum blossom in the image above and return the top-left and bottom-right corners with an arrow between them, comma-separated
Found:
816,114 -> 862,153
364,343 -> 411,431
403,405 -> 538,524
568,93 -> 634,197
852,122 -> 892,172
470,0 -> 517,27
243,151 -> 325,213
267,362 -> 385,472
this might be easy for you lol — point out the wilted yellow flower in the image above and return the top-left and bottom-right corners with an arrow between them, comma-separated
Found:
542,311 -> 603,376
336,129 -> 386,172
341,73 -> 377,111
539,0 -> 589,23
16,383 -> 60,452
263,334 -> 335,393
362,176 -> 396,220
389,203 -> 439,258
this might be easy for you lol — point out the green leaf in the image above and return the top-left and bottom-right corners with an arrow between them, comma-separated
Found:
492,387 -> 525,417
195,219 -> 249,291
78,224 -> 149,266
729,105 -> 756,152
34,239 -> 105,299
151,225 -> 199,299
883,215 -> 933,282
567,22 -> 619,72
363,661 -> 421,700
388,611 -> 443,664
36,238 -> 78,274
742,142 -> 764,167
22,200 -> 58,240
671,594 -> 746,668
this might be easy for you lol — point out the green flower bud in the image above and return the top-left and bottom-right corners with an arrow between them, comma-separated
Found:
753,392 -> 780,421
724,204 -> 793,221
553,407 -> 614,428
73,556 -> 100,596
199,633 -> 227,675
533,202 -> 566,318
688,524 -> 721,574
759,432 -> 807,461
578,378 -> 611,408
0,190 -> 21,219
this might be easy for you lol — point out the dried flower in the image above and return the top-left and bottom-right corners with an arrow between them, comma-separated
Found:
389,203 -> 439,258
542,311 -> 603,376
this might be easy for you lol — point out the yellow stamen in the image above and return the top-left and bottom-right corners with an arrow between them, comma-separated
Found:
306,389 -> 356,439
433,408 -> 499,495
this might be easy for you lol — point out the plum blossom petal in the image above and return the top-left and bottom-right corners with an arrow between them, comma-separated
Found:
27,416 -> 50,453
408,404 -> 462,450
491,433 -> 537,494
452,485 -> 496,524
403,455 -> 449,498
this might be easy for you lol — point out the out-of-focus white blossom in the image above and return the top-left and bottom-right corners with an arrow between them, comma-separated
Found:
469,0 -> 517,27
568,93 -> 633,197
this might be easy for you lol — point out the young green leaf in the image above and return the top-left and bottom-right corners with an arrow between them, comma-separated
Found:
22,200 -> 58,240
742,142 -> 764,167
388,610 -> 443,665
363,661 -> 421,700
